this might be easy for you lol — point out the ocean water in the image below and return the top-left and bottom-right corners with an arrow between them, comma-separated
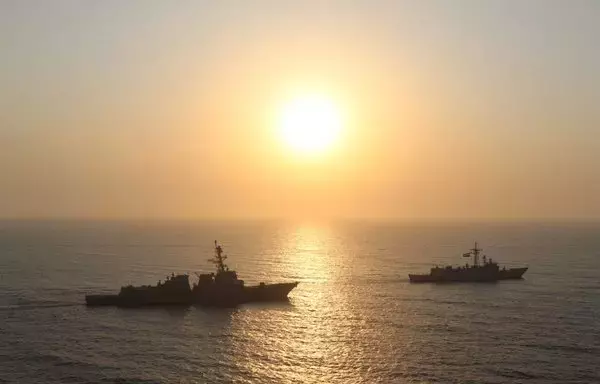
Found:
1,220 -> 599,384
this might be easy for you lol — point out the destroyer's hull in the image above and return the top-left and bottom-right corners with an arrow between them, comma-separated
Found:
242,282 -> 298,303
86,282 -> 298,307
85,294 -> 191,307
409,267 -> 528,283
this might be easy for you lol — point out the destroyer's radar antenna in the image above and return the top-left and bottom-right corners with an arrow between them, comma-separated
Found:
210,240 -> 228,273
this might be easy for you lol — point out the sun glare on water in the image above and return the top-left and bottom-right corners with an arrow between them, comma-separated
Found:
278,95 -> 342,155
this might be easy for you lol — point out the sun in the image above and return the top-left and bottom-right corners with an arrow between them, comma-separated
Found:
278,95 -> 342,154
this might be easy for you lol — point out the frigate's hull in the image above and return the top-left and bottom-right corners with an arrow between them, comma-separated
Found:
498,267 -> 528,280
409,267 -> 528,283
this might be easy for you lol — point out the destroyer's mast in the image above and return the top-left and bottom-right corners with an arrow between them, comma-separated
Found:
210,240 -> 228,273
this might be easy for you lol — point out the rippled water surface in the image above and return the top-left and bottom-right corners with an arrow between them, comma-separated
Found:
1,220 -> 599,383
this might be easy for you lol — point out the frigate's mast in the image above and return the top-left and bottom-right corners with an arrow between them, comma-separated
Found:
470,242 -> 482,267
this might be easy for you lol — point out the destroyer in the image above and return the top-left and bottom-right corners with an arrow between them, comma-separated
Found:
408,242 -> 528,283
85,241 -> 298,307
192,241 -> 298,306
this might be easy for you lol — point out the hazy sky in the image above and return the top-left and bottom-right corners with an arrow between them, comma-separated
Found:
1,0 -> 599,220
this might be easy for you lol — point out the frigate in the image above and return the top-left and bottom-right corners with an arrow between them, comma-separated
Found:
408,242 -> 528,283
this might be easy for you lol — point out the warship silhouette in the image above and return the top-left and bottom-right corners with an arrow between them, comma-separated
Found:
85,241 -> 298,307
409,242 -> 528,283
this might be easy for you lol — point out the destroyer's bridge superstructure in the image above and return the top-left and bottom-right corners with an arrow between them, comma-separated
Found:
408,242 -> 528,283
85,241 -> 298,307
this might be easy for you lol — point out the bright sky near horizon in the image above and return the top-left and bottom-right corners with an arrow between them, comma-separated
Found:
1,0 -> 599,220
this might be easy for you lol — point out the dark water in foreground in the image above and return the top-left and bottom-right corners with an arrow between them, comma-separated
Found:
1,220 -> 599,384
